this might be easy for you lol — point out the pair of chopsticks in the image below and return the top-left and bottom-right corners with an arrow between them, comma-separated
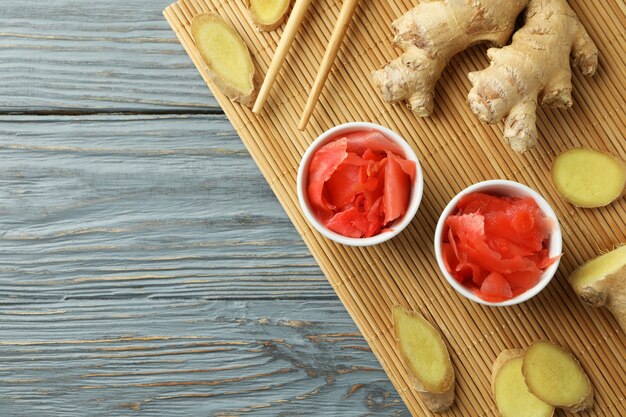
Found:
252,0 -> 361,131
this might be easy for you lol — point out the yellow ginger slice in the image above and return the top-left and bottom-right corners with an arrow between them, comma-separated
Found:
552,148 -> 626,208
522,341 -> 593,413
392,305 -> 455,412
191,13 -> 257,106
492,349 -> 554,417
569,245 -> 626,332
248,0 -> 291,31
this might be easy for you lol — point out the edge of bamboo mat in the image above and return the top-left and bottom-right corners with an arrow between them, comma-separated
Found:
163,1 -> 626,416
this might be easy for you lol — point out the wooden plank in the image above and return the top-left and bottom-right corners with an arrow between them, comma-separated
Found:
0,0 -> 217,112
0,299 -> 407,416
0,114 -> 330,300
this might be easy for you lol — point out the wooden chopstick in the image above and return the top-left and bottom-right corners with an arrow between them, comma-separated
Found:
252,0 -> 313,114
298,0 -> 362,130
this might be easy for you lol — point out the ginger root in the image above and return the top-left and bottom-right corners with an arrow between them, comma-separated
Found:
468,0 -> 598,152
191,13 -> 258,106
569,245 -> 626,332
372,0 -> 528,116
522,341 -> 593,413
247,0 -> 291,31
552,148 -> 626,208
392,305 -> 455,412
492,349 -> 554,417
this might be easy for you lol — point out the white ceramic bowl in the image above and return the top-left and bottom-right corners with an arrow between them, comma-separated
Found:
434,180 -> 562,306
297,122 -> 423,247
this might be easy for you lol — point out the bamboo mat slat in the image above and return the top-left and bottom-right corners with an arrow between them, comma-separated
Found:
163,1 -> 626,415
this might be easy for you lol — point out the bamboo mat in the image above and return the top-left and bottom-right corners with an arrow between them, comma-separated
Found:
164,1 -> 626,415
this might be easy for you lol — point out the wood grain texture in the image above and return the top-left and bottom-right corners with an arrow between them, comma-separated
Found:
0,0 -> 394,413
0,0 -> 403,414
0,0 -> 217,112
0,299 -> 407,416
0,114 -> 331,301
0,114 -> 397,415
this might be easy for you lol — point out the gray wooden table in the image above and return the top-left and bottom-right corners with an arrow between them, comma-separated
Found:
0,1 -> 407,415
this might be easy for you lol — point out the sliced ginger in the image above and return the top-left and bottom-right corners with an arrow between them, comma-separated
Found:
522,341 -> 593,413
191,13 -> 257,106
569,245 -> 626,332
248,0 -> 291,31
492,350 -> 554,417
392,305 -> 455,412
552,148 -> 626,208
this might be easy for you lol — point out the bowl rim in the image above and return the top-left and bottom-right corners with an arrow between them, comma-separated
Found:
434,179 -> 562,306
297,122 -> 424,247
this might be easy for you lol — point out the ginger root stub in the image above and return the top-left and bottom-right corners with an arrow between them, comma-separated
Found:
569,245 -> 626,333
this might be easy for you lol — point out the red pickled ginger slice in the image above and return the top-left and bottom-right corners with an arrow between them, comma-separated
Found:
446,213 -> 537,274
326,206 -> 369,238
442,243 -> 460,281
325,163 -> 361,209
483,197 -> 550,252
307,138 -> 348,211
480,272 -> 513,299
457,192 -> 510,215
392,154 -> 416,182
362,148 -> 385,161
504,268 -> 542,292
364,196 -> 384,237
383,153 -> 410,224
344,130 -> 404,157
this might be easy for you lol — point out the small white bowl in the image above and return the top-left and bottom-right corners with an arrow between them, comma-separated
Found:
434,180 -> 562,306
297,122 -> 424,247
